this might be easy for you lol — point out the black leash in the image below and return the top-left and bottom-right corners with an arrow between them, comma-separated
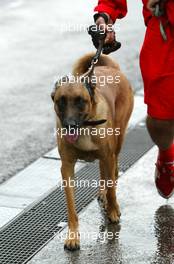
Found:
82,25 -> 121,98
80,32 -> 107,127
87,25 -> 121,76
80,25 -> 122,127
86,37 -> 105,77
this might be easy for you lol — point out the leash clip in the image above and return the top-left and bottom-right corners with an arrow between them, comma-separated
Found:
154,2 -> 168,41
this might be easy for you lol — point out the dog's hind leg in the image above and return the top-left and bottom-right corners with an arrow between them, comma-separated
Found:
98,160 -> 108,210
114,156 -> 121,220
115,155 -> 119,181
61,160 -> 80,251
102,154 -> 121,223
115,133 -> 125,179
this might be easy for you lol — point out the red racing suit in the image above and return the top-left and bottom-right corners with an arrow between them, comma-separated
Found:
94,0 -> 174,119
94,0 -> 174,26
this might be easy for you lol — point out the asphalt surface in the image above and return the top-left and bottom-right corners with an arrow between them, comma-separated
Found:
0,0 -> 145,183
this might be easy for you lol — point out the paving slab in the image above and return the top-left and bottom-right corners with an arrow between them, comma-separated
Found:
0,158 -> 84,200
0,158 -> 84,227
0,207 -> 22,228
0,194 -> 33,209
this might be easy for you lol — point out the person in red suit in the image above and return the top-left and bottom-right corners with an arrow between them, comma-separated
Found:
94,0 -> 174,199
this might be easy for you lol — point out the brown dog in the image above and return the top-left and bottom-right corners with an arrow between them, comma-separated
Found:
51,53 -> 134,250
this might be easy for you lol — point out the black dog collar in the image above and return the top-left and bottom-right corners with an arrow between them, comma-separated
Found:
83,119 -> 107,126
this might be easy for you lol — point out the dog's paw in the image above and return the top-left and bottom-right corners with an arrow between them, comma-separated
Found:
64,231 -> 80,251
64,238 -> 80,251
107,205 -> 121,223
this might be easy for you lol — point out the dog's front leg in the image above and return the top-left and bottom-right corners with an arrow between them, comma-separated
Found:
102,154 -> 121,223
61,160 -> 80,251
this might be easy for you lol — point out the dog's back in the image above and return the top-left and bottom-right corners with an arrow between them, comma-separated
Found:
72,53 -> 120,76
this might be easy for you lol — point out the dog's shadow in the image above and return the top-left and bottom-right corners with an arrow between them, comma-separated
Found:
97,199 -> 121,242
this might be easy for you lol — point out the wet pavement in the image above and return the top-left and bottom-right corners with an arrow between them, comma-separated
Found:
27,147 -> 174,264
2,1 -> 172,263
0,0 -> 144,183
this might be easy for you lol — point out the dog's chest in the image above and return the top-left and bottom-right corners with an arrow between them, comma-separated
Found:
75,135 -> 99,152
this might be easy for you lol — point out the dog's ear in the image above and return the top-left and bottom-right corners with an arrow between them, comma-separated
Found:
51,76 -> 69,102
51,90 -> 56,102
51,81 -> 58,102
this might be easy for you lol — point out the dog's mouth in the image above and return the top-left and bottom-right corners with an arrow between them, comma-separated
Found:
62,124 -> 81,144
64,130 -> 79,144
62,119 -> 107,144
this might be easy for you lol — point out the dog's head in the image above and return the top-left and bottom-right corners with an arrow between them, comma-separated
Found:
51,75 -> 96,143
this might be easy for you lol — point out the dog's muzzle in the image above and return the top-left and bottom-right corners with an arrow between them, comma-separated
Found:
62,118 -> 81,144
61,117 -> 107,144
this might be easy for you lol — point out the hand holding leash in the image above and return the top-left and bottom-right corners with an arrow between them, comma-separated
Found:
84,25 -> 121,78
88,25 -> 121,55
88,13 -> 121,55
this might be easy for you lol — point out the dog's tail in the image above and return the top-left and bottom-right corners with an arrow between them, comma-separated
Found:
72,53 -> 120,76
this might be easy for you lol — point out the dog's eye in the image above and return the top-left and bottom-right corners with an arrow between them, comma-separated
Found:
74,96 -> 86,110
57,96 -> 67,110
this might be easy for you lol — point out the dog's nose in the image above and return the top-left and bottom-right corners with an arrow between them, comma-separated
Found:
63,118 -> 78,129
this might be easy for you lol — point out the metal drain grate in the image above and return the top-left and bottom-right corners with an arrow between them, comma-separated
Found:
0,122 -> 154,264
119,123 -> 154,172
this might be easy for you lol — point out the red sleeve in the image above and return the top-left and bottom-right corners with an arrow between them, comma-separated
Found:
94,0 -> 127,23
